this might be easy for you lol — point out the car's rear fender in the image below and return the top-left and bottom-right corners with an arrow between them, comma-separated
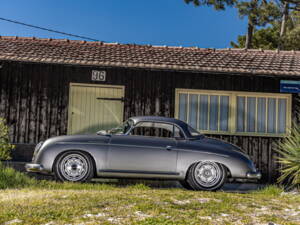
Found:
177,151 -> 254,179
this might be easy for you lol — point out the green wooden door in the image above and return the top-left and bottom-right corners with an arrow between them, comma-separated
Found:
68,83 -> 124,134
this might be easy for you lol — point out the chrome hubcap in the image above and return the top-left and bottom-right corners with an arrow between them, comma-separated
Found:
195,162 -> 221,187
60,154 -> 88,181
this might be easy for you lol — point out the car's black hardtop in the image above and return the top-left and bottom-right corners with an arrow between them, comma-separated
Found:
129,116 -> 191,135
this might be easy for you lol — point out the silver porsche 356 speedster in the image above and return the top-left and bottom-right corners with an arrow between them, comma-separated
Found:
26,116 -> 261,191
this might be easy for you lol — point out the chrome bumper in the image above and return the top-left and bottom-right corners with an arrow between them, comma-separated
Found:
246,171 -> 262,179
25,163 -> 45,173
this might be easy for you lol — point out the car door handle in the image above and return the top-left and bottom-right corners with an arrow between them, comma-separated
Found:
166,145 -> 172,151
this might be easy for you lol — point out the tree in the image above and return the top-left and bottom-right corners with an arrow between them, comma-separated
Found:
237,0 -> 280,49
278,0 -> 300,49
231,10 -> 300,50
184,0 -> 280,49
184,0 -> 236,10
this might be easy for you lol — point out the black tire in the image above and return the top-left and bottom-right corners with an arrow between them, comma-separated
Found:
186,161 -> 226,191
54,151 -> 94,182
179,180 -> 194,190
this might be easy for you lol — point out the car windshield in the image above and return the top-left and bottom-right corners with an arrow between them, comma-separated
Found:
108,119 -> 134,135
187,125 -> 202,137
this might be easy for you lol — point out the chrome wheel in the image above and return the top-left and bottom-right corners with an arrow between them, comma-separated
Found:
60,153 -> 88,181
194,161 -> 221,188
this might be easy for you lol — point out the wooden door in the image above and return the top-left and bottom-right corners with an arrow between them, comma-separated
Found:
68,83 -> 124,134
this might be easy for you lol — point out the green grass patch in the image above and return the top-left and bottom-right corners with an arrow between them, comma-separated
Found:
0,162 -> 37,189
0,165 -> 299,224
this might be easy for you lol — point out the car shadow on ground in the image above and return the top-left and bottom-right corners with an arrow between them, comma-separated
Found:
91,178 -> 266,193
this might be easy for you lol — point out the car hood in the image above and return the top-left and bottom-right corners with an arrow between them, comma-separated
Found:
43,134 -> 110,145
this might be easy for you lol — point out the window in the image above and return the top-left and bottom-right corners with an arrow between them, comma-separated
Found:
175,89 -> 291,136
130,122 -> 184,138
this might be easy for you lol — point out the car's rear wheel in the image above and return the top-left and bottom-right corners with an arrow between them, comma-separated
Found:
179,180 -> 193,190
186,161 -> 226,191
54,151 -> 94,182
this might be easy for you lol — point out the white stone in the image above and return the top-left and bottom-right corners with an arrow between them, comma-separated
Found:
199,216 -> 212,220
172,199 -> 191,205
4,219 -> 23,225
134,211 -> 151,219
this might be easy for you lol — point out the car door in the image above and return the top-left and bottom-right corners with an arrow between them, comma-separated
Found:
107,122 -> 178,174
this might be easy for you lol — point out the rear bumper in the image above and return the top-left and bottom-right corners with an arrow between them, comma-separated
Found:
246,171 -> 262,180
25,163 -> 45,173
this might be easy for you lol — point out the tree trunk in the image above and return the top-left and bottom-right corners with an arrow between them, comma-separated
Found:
245,17 -> 254,49
278,1 -> 289,50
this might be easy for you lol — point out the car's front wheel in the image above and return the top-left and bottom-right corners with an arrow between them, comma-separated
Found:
186,161 -> 226,191
54,151 -> 94,182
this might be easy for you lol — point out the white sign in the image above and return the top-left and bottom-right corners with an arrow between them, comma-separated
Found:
91,70 -> 106,81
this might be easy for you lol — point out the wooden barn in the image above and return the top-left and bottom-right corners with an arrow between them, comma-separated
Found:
1,36 -> 300,182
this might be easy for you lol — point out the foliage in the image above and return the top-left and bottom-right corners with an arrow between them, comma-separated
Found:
0,162 -> 37,189
231,26 -> 280,49
0,117 -> 14,160
236,0 -> 280,26
277,123 -> 300,186
185,0 -> 281,48
184,0 -> 236,10
231,11 -> 300,50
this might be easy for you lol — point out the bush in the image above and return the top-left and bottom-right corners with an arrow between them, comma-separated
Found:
0,162 -> 37,189
277,124 -> 300,186
0,117 -> 14,160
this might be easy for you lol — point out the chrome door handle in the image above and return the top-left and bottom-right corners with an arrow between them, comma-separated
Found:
166,145 -> 172,151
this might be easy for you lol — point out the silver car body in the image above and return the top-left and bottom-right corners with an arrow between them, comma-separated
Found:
26,116 -> 261,180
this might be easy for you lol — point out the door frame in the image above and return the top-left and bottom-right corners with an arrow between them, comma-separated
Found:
67,82 -> 125,134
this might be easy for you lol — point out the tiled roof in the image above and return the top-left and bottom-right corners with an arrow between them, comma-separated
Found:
1,36 -> 300,76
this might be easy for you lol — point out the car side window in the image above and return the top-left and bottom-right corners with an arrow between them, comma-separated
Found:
174,126 -> 185,139
130,122 -> 184,139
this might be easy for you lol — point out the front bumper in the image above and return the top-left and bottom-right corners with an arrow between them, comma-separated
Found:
25,163 -> 45,173
246,171 -> 262,179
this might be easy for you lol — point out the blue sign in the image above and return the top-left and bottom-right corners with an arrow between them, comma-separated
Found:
280,80 -> 300,93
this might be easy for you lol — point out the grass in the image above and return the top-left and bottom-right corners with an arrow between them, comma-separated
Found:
0,166 -> 300,224
0,162 -> 37,189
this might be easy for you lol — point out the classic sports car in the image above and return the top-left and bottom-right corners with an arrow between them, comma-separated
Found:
26,116 -> 261,191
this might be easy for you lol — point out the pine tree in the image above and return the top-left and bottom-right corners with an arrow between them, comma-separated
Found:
184,0 -> 280,49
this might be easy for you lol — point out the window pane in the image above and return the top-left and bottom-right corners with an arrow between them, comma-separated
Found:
199,95 -> 208,130
174,126 -> 185,138
179,94 -> 187,122
267,98 -> 276,133
237,97 -> 245,132
209,95 -> 218,131
189,94 -> 198,129
132,122 -> 174,138
278,99 -> 287,134
257,98 -> 266,133
247,97 -> 256,132
220,96 -> 229,131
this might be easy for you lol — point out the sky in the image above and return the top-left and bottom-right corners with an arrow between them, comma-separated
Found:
0,0 -> 247,48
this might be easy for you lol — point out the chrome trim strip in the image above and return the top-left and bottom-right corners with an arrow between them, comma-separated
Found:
25,163 -> 45,172
99,169 -> 180,175
246,171 -> 262,179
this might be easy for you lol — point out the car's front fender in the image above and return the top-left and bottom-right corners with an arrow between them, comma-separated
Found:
34,142 -> 109,174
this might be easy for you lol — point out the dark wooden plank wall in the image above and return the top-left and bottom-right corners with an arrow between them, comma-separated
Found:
0,60 -> 299,182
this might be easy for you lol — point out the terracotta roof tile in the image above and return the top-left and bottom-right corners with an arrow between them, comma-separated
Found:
1,36 -> 300,76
